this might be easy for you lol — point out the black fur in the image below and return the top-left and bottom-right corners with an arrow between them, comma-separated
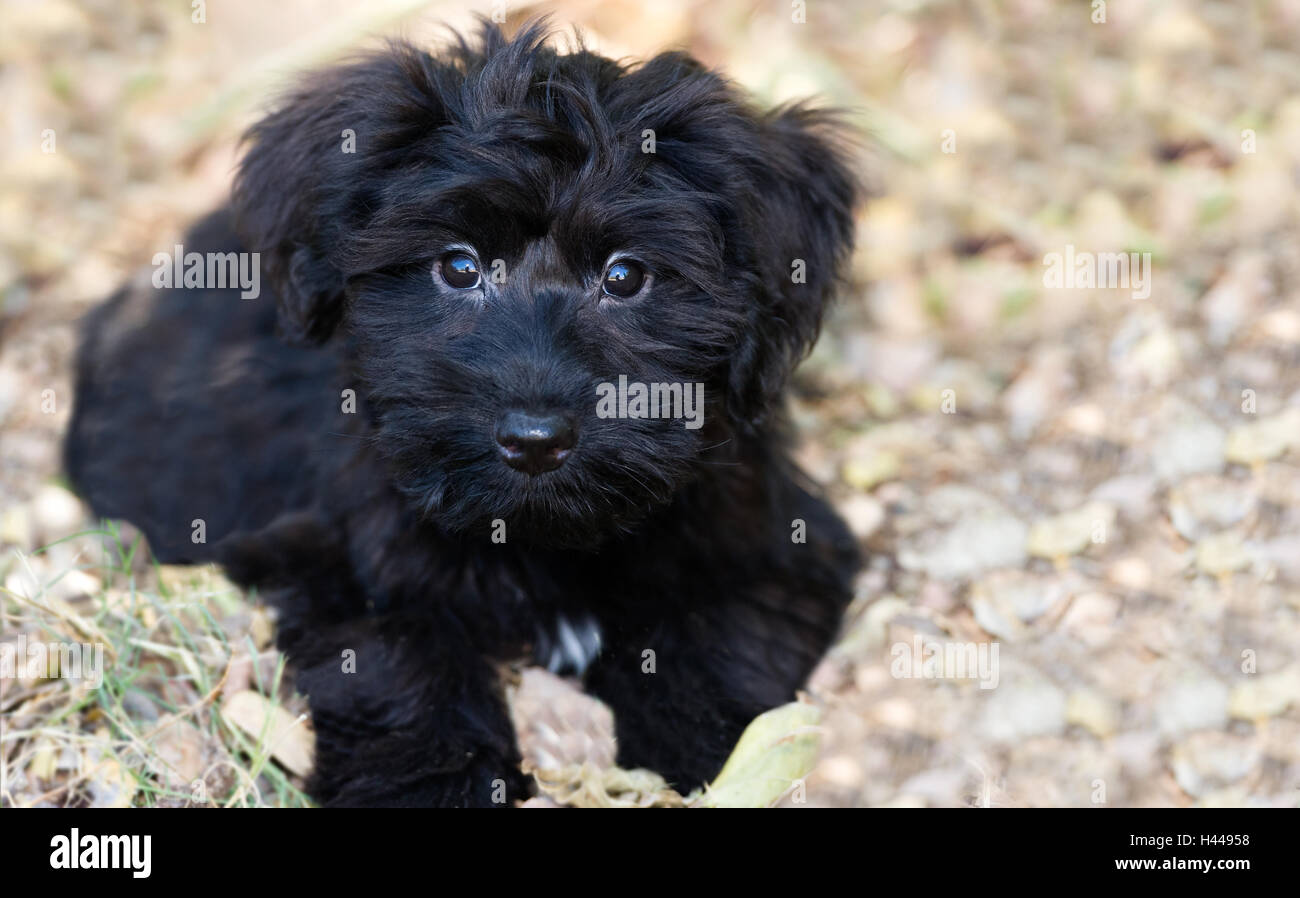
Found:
64,21 -> 861,807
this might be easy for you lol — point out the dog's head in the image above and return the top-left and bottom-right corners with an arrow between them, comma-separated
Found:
234,20 -> 858,548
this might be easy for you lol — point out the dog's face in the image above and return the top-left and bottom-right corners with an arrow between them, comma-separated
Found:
234,23 -> 856,547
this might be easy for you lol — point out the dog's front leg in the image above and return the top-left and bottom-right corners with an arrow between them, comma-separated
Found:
584,584 -> 844,795
282,611 -> 528,808
218,514 -> 529,807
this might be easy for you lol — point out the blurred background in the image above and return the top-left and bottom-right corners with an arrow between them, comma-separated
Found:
2,0 -> 1299,807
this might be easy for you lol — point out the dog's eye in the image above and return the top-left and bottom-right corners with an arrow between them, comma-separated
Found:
440,253 -> 481,289
602,260 -> 646,298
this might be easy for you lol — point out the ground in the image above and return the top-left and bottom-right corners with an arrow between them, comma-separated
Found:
2,0 -> 1298,807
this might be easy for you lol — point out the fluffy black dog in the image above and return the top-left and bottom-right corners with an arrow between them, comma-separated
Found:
64,21 -> 860,807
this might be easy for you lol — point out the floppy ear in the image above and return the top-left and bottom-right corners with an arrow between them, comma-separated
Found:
728,105 -> 860,429
232,45 -> 450,343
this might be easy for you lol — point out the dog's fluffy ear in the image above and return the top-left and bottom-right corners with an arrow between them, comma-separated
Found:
232,46 -> 448,343
729,105 -> 859,428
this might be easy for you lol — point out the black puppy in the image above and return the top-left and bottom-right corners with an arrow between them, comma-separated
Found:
65,21 -> 860,807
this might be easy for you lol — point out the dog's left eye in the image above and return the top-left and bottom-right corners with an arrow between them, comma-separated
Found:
439,253 -> 481,289
602,261 -> 647,298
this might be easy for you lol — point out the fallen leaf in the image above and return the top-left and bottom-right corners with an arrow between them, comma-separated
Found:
698,701 -> 822,808
221,690 -> 314,778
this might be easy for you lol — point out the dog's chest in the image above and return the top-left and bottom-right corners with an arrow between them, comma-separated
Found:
533,613 -> 602,676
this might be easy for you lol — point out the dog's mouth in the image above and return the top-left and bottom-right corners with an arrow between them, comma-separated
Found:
381,401 -> 702,548
401,447 -> 675,550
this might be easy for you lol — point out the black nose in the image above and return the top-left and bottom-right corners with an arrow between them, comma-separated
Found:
494,410 -> 576,475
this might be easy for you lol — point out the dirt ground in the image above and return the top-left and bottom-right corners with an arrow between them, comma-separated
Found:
2,0 -> 1299,807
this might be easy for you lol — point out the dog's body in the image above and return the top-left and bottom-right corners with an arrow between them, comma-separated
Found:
65,23 -> 861,806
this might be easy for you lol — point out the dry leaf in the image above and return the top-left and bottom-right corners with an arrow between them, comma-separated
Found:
698,701 -> 823,808
221,690 -> 314,777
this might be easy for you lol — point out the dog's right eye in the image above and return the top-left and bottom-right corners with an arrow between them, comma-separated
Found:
439,253 -> 481,289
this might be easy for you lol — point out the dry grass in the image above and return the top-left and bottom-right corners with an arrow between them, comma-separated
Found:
2,519 -> 312,806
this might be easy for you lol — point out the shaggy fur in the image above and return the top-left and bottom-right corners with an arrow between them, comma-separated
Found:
64,21 -> 861,807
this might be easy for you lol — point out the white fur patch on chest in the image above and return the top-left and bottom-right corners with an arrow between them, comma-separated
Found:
539,613 -> 602,676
